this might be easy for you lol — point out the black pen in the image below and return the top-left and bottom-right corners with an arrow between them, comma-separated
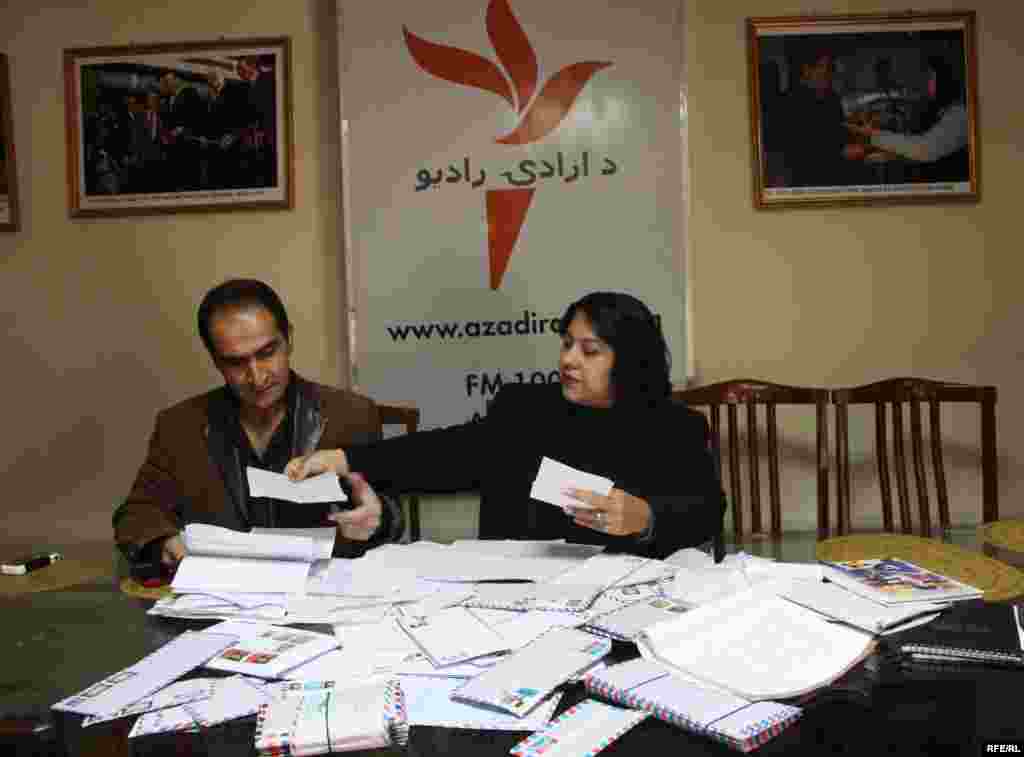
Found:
1,552 -> 63,575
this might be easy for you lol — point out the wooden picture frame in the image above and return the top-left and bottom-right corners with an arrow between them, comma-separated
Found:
0,54 -> 20,231
63,37 -> 292,217
748,11 -> 979,208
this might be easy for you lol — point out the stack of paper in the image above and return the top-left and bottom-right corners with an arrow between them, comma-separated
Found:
172,524 -> 334,594
357,541 -> 589,583
637,587 -> 874,700
666,552 -> 822,607
778,580 -> 951,635
254,680 -> 407,755
61,537 -> 873,752
150,534 -> 616,626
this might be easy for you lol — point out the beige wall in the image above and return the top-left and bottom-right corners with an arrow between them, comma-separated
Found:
1,0 -> 1020,546
687,0 -> 1024,530
0,0 -> 349,544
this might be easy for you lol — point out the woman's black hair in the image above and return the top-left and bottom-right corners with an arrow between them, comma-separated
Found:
197,279 -> 291,356
559,292 -> 672,407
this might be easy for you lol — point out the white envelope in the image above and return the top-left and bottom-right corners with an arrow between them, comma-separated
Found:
529,457 -> 612,510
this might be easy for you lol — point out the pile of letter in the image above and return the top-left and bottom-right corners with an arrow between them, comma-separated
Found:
55,527 -> 966,754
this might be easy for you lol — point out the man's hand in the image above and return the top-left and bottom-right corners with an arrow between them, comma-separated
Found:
160,534 -> 186,568
285,449 -> 350,480
328,473 -> 382,542
564,487 -> 652,537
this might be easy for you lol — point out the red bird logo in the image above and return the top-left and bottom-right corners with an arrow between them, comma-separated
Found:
403,0 -> 612,144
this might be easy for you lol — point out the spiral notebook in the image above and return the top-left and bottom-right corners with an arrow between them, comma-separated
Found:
584,658 -> 802,753
891,601 -> 1024,666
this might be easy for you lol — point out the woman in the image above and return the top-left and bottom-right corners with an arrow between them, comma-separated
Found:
846,56 -> 968,175
287,292 -> 725,558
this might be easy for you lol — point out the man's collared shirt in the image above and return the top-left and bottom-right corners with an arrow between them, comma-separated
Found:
234,381 -> 297,529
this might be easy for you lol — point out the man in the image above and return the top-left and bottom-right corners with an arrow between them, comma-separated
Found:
232,55 -> 276,188
117,89 -> 163,194
780,48 -> 851,188
157,69 -> 204,191
113,279 -> 402,573
199,68 -> 243,189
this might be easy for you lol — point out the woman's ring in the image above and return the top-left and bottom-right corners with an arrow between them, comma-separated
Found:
595,511 -> 605,529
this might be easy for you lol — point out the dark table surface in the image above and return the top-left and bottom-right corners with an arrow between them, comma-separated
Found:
3,530 -> 1022,756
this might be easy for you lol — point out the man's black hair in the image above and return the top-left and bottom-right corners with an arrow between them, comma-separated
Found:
197,279 -> 291,356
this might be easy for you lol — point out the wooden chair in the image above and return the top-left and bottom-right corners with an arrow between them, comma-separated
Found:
673,379 -> 831,543
376,402 -> 423,542
833,377 -> 997,537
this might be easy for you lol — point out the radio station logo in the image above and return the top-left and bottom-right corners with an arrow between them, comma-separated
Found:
403,0 -> 613,288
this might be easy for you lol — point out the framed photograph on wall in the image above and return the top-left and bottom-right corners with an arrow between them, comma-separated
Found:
0,54 -> 20,231
748,12 -> 979,208
63,37 -> 292,217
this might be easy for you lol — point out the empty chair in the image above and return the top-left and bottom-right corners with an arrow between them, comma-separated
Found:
833,377 -> 997,537
672,379 -> 831,542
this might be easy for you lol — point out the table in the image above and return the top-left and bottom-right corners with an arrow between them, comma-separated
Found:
3,532 -> 1022,756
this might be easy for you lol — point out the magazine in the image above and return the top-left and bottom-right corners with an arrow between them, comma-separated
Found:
820,558 -> 982,606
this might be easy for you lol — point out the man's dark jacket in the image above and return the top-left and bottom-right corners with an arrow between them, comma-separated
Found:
114,374 -> 402,562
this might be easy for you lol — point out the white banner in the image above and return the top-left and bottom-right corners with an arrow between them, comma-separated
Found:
339,0 -> 688,427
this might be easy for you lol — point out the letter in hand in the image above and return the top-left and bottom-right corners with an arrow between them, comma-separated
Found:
563,488 -> 652,537
160,534 -> 186,569
328,473 -> 382,541
285,448 -> 350,481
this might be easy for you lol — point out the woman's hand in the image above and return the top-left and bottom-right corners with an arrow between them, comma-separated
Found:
285,449 -> 350,480
564,487 -> 651,536
329,473 -> 381,541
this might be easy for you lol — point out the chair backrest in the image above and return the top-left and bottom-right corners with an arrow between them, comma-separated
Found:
672,379 -> 831,541
833,377 -> 997,537
376,402 -> 420,437
375,402 -> 422,541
